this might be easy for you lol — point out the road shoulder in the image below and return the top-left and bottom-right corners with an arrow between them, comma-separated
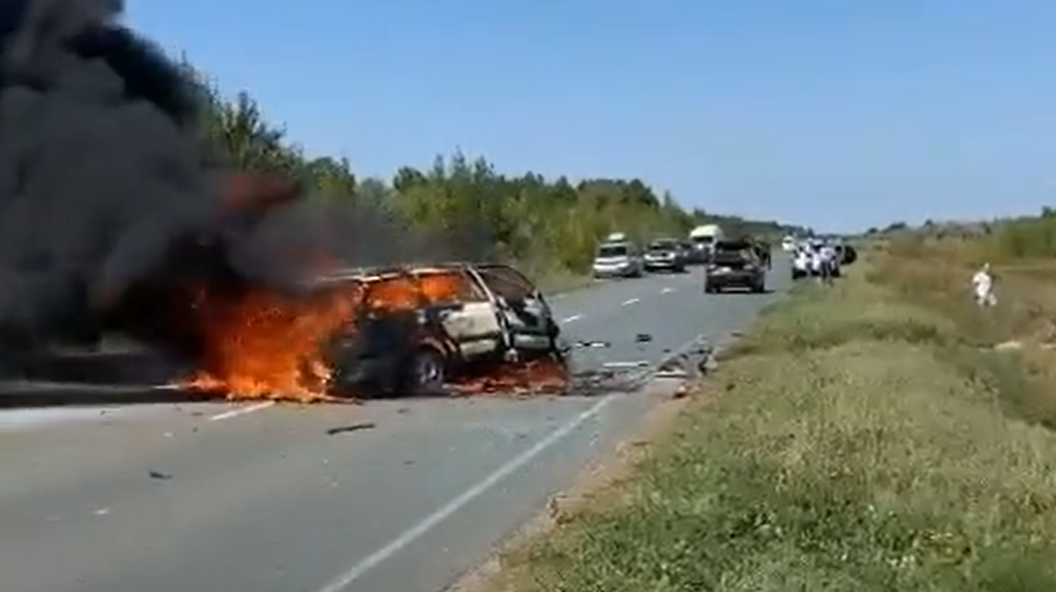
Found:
453,256 -> 1056,592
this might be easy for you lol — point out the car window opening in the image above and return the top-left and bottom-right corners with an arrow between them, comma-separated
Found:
598,245 -> 628,257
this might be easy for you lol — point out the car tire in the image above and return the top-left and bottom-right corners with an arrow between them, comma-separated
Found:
412,348 -> 446,395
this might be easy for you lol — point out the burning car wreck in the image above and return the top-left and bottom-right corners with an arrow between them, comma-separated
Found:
22,196 -> 576,403
0,0 -> 570,406
319,263 -> 570,398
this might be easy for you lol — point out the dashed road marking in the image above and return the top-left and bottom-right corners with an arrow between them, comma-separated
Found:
561,314 -> 583,323
316,392 -> 616,592
209,401 -> 275,422
621,297 -> 640,306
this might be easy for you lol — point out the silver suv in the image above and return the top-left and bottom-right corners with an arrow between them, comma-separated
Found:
592,241 -> 644,278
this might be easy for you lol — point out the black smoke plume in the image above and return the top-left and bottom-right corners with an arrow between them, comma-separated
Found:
0,0 -> 504,363
0,0 -> 222,349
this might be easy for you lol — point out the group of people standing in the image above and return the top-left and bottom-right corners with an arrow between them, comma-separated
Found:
794,242 -> 839,284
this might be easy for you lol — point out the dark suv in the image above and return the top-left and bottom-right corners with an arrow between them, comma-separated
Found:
704,240 -> 767,293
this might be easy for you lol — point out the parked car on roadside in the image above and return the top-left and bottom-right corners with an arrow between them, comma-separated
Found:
592,241 -> 644,279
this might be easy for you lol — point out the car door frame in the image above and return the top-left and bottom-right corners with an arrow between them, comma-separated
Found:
467,263 -> 556,347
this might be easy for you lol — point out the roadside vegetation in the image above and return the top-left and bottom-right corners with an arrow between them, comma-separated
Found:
173,60 -> 801,290
477,211 -> 1056,592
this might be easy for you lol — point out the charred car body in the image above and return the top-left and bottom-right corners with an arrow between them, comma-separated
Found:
317,262 -> 567,397
704,239 -> 767,293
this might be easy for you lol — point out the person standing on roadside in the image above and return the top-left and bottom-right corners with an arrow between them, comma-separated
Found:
812,245 -> 830,285
820,242 -> 837,285
971,263 -> 996,307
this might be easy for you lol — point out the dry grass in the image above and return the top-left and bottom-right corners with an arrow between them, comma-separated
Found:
871,235 -> 1056,428
476,245 -> 1056,592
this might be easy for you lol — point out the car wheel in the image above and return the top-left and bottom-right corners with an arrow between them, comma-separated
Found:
412,348 -> 446,395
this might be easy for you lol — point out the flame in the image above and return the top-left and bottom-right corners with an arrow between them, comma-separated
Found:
182,282 -> 363,402
449,356 -> 569,396
180,269 -> 468,401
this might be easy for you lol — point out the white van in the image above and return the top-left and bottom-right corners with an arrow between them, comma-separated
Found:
687,224 -> 724,264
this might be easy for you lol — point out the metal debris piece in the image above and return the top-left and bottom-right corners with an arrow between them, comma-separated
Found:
635,333 -> 653,343
148,470 -> 172,480
602,361 -> 649,369
326,422 -> 376,435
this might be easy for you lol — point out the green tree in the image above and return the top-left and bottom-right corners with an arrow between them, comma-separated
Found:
187,63 -> 799,281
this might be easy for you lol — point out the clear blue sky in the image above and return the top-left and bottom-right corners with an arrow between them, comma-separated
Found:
127,0 -> 1055,233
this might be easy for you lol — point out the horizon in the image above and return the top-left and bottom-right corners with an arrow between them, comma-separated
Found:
128,0 -> 1056,234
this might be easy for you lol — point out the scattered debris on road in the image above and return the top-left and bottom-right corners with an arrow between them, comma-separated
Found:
325,422 -> 376,435
148,470 -> 172,480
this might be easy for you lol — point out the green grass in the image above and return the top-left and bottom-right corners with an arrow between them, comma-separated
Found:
482,263 -> 1056,592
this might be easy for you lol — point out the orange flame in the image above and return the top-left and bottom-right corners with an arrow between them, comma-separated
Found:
180,269 -> 468,401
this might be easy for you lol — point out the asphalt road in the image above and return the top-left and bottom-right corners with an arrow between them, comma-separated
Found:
0,257 -> 791,592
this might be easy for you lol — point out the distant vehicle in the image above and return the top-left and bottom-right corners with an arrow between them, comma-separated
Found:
841,243 -> 858,265
704,239 -> 766,293
686,224 -> 725,265
781,235 -> 797,252
316,262 -> 566,397
592,241 -> 644,279
644,237 -> 687,273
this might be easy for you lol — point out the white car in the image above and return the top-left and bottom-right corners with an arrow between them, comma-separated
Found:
781,235 -> 796,252
791,248 -> 812,280
592,241 -> 644,278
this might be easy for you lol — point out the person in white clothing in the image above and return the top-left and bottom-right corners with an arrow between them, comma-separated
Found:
811,247 -> 830,284
971,263 -> 995,307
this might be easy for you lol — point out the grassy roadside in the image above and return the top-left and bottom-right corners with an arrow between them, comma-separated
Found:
476,245 -> 1056,592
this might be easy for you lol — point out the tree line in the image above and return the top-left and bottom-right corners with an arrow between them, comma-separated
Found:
178,60 -> 801,280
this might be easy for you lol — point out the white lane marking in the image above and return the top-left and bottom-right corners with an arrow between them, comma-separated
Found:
319,327 -> 723,591
208,401 -> 275,421
561,314 -> 583,323
661,287 -> 674,294
315,394 -> 616,592
621,297 -> 640,306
